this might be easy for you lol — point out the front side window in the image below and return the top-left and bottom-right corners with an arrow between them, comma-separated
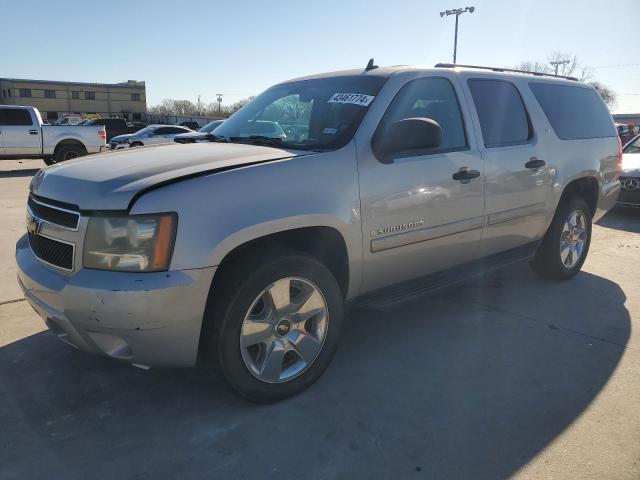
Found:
375,77 -> 467,154
0,108 -> 33,126
213,75 -> 387,151
623,135 -> 640,153
44,89 -> 56,99
19,88 -> 31,98
468,79 -> 532,147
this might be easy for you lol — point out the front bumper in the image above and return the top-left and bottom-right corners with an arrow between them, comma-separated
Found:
16,234 -> 216,367
617,177 -> 640,207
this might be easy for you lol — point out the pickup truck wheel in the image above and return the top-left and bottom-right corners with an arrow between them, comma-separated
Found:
530,196 -> 592,280
205,250 -> 344,402
43,156 -> 55,166
54,144 -> 85,163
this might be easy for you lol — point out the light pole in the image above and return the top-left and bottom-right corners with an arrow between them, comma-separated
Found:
216,93 -> 223,117
549,59 -> 570,76
440,6 -> 475,64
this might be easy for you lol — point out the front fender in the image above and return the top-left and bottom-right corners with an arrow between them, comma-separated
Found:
130,145 -> 364,298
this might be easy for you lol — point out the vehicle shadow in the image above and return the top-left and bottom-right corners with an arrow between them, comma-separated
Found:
596,207 -> 640,233
0,168 -> 40,178
0,265 -> 630,480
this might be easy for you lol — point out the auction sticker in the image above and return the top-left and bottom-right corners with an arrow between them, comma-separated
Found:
328,93 -> 375,106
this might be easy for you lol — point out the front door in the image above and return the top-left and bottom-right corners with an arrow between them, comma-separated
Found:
1,108 -> 41,156
357,73 -> 485,293
462,76 -> 553,255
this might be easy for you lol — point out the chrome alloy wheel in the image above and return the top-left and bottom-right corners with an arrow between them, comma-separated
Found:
559,210 -> 587,268
240,277 -> 329,383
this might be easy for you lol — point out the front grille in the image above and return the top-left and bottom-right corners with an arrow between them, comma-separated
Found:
28,232 -> 74,270
28,195 -> 79,229
620,177 -> 640,192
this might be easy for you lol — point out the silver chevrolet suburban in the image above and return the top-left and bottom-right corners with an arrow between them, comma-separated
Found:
16,63 -> 621,402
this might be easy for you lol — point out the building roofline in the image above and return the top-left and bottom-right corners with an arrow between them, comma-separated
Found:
0,77 -> 145,89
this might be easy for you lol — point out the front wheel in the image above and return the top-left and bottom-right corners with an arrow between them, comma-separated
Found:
530,196 -> 592,280
204,249 -> 344,402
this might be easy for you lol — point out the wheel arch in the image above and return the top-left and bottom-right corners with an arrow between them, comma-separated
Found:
53,139 -> 87,156
558,176 -> 599,217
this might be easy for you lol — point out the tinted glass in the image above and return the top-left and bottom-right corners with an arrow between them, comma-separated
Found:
0,108 -> 33,126
623,135 -> 640,153
468,79 -> 531,147
529,83 -> 616,140
378,77 -> 467,152
214,75 -> 387,151
19,89 -> 31,97
199,120 -> 223,133
44,89 -> 56,98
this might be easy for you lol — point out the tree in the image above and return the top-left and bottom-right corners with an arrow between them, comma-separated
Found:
148,96 -> 256,118
590,82 -> 617,109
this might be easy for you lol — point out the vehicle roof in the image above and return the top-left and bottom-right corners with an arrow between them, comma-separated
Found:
281,64 -> 584,87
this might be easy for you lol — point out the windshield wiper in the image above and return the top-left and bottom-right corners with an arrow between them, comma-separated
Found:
229,135 -> 286,148
202,133 -> 229,143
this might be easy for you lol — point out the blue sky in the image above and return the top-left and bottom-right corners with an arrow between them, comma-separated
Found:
2,0 -> 639,112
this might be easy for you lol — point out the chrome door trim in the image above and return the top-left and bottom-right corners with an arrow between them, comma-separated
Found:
371,216 -> 484,253
486,202 -> 546,226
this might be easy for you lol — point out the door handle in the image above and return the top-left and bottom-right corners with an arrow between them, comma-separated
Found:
525,157 -> 545,169
452,167 -> 481,183
29,129 -> 39,135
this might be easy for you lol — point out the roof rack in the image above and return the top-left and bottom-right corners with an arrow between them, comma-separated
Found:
434,63 -> 579,81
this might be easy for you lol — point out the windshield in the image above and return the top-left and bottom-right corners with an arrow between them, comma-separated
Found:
623,134 -> 640,153
214,75 -> 387,151
199,120 -> 224,133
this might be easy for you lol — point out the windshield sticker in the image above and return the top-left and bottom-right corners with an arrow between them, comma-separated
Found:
328,93 -> 375,107
323,128 -> 338,135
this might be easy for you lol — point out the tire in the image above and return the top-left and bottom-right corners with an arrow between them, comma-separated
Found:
130,142 -> 143,148
203,248 -> 344,403
54,144 -> 85,163
530,196 -> 592,280
43,156 -> 55,166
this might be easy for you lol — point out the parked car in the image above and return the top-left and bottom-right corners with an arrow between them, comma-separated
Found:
109,124 -> 193,149
619,133 -> 640,206
0,105 -> 107,165
54,114 -> 84,126
176,121 -> 201,130
17,63 -> 621,402
173,119 -> 225,144
82,118 -> 129,141
127,121 -> 148,133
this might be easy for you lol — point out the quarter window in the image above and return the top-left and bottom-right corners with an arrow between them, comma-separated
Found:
375,77 -> 467,155
468,79 -> 532,147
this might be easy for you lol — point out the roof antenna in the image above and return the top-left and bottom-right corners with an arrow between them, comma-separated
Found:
365,58 -> 378,72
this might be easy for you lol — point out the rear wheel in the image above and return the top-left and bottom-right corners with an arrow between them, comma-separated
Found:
130,142 -> 143,148
203,249 -> 344,402
530,196 -> 592,280
54,144 -> 85,163
43,156 -> 55,166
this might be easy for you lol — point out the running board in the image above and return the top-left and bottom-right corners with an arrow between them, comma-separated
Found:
355,242 -> 540,310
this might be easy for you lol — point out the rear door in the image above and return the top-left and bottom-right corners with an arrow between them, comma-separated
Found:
462,75 -> 553,255
1,108 -> 41,156
357,72 -> 486,293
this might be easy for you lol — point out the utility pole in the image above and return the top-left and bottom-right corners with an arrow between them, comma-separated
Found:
440,6 -> 475,64
216,93 -> 223,117
549,59 -> 571,76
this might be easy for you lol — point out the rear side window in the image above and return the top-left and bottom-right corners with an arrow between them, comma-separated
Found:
0,108 -> 33,126
468,79 -> 532,147
529,83 -> 615,140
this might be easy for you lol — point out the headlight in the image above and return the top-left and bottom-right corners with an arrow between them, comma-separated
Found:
83,213 -> 177,272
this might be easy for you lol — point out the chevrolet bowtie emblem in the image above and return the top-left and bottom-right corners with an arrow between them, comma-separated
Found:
26,212 -> 41,235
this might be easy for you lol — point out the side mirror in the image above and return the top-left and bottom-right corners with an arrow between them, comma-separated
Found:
374,117 -> 442,163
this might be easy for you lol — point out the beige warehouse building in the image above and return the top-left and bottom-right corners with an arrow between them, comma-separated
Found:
0,77 -> 146,122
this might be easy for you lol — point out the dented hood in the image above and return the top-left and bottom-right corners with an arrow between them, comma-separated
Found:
30,142 -> 305,210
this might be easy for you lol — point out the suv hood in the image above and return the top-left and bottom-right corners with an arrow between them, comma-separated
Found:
31,143 -> 306,210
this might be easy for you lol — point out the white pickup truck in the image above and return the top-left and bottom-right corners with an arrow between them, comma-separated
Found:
0,105 -> 108,165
